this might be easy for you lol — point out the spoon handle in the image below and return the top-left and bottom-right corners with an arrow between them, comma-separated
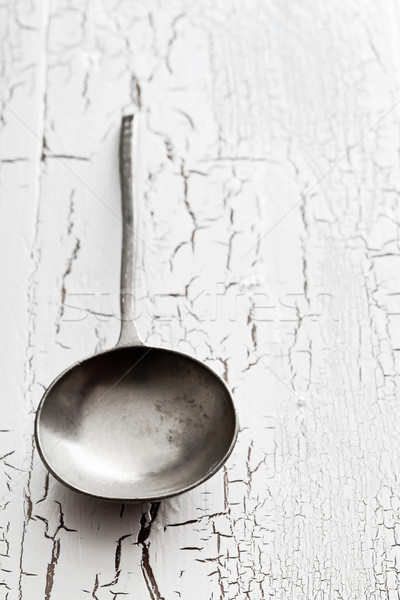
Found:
117,114 -> 143,347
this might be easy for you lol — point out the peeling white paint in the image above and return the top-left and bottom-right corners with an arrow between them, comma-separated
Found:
1,0 -> 400,598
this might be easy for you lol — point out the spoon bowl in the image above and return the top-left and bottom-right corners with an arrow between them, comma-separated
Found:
35,346 -> 237,501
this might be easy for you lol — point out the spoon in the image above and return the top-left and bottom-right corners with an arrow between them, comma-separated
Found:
35,115 -> 238,502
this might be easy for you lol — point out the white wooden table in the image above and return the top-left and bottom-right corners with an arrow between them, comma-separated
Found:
1,1 -> 400,598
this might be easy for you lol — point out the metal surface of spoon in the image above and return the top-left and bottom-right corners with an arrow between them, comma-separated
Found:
35,115 -> 238,502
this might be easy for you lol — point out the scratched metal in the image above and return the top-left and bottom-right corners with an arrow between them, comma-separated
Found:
35,116 -> 238,502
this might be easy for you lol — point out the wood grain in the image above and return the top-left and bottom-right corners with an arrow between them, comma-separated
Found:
1,0 -> 400,597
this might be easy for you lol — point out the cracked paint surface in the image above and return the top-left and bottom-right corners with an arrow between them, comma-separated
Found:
1,0 -> 400,598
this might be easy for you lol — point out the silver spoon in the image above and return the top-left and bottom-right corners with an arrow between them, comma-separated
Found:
35,115 -> 238,502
